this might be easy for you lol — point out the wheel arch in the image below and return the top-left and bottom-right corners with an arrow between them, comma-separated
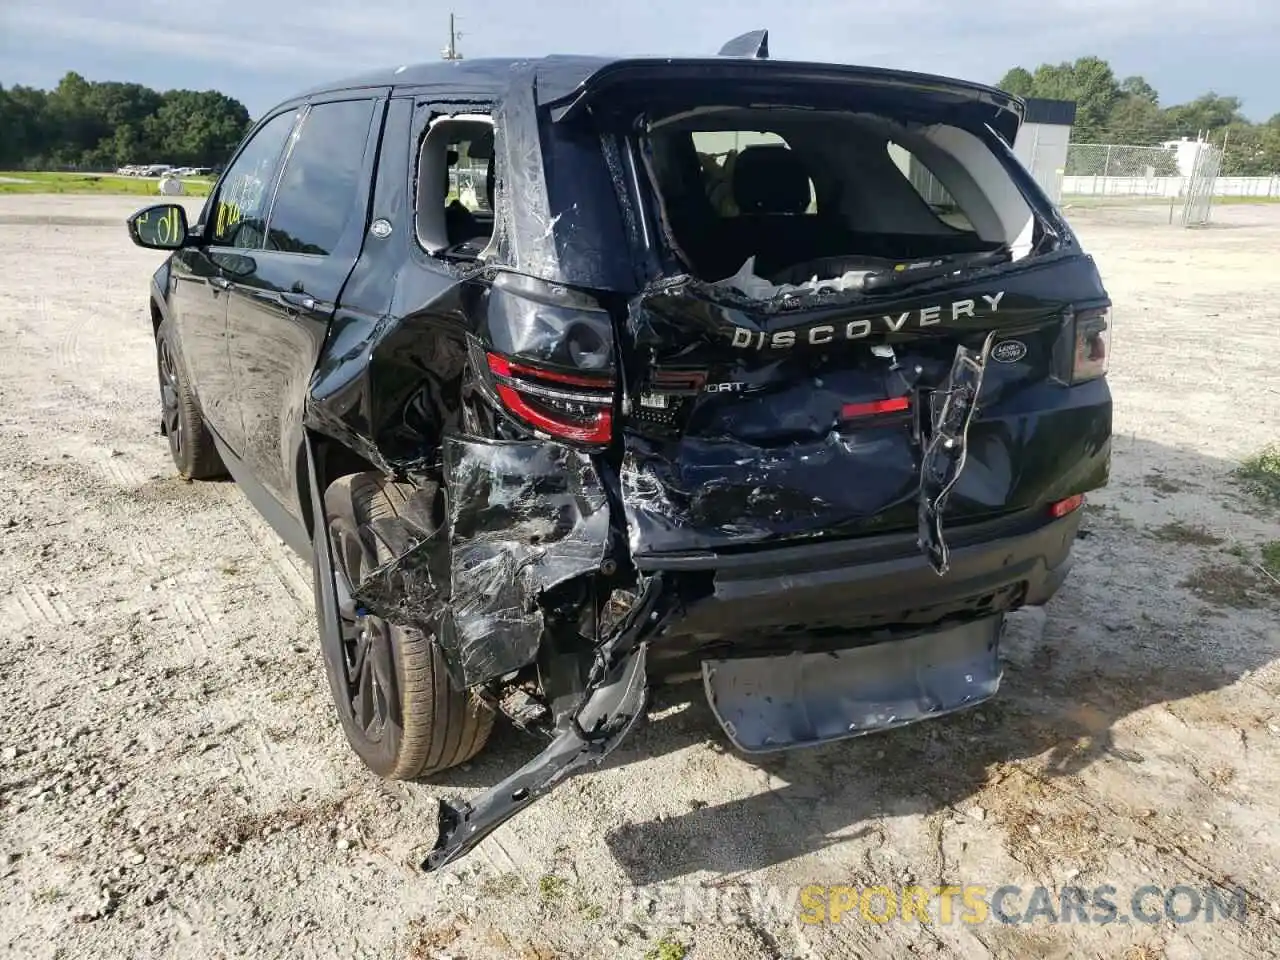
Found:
149,265 -> 173,338
297,428 -> 386,540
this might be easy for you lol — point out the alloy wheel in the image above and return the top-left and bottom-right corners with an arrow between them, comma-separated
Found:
328,521 -> 395,742
157,338 -> 183,458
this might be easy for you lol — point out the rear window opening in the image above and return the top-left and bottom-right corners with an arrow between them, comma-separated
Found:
639,107 -> 1041,296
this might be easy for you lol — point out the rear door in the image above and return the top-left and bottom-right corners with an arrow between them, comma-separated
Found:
225,92 -> 387,519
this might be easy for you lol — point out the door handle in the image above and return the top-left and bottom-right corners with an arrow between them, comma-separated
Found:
280,291 -> 317,311
210,276 -> 232,291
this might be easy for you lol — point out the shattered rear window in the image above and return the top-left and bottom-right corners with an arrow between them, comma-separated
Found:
689,130 -> 817,217
641,107 -> 1037,286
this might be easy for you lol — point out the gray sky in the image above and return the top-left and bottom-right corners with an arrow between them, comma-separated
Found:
3,0 -> 1277,121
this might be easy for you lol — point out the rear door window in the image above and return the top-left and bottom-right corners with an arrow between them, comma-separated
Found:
265,99 -> 377,256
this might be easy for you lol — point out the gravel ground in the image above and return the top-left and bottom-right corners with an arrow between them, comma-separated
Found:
1,194 -> 1278,960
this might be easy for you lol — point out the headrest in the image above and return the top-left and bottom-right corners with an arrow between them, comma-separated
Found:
469,127 -> 494,160
732,144 -> 811,215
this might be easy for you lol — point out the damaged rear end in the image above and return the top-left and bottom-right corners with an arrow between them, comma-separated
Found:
376,56 -> 1110,868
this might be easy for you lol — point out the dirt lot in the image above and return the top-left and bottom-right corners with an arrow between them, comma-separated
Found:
1,194 -> 1278,960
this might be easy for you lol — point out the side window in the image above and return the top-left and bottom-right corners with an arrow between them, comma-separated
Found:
887,140 -> 976,232
414,115 -> 496,255
266,99 -> 377,256
209,110 -> 298,249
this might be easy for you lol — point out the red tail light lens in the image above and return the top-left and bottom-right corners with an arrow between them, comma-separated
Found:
486,352 -> 614,444
841,396 -> 911,420
1072,307 -> 1110,383
1049,493 -> 1085,517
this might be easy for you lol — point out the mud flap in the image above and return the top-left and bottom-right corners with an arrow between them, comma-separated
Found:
918,332 -> 996,575
702,615 -> 1004,753
423,574 -> 676,872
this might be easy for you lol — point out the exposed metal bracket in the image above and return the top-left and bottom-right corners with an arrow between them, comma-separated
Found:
917,331 -> 996,576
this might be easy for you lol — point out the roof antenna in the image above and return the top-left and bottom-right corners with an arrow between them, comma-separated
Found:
718,29 -> 769,59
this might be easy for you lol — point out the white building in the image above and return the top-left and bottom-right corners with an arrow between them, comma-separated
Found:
1162,137 -> 1209,178
1011,99 -> 1077,204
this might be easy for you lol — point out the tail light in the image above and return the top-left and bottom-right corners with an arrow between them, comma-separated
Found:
840,396 -> 912,421
1049,493 -> 1085,517
480,274 -> 616,445
485,353 -> 614,444
1071,306 -> 1110,383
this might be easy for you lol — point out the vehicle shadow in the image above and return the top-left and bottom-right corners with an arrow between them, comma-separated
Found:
423,436 -> 1280,878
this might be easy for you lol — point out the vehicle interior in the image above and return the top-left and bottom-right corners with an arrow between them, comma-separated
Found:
641,108 -> 1038,286
415,116 -> 496,259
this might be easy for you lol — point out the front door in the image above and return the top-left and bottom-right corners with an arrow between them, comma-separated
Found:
175,107 -> 301,451
225,94 -> 386,520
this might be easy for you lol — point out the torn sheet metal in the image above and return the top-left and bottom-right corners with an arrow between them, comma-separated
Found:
615,268 -> 1117,561
490,69 -> 635,293
618,286 -> 934,557
621,434 -> 919,556
305,301 -> 477,478
918,332 -> 995,574
440,436 -> 612,684
424,573 -> 678,872
712,255 -> 873,299
351,436 -> 612,688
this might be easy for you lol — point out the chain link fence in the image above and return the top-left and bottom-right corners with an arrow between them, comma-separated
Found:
1060,141 -> 1228,225
1065,144 -> 1181,180
1181,142 -> 1223,226
448,158 -> 491,211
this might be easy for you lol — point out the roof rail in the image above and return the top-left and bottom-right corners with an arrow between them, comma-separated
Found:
717,29 -> 769,59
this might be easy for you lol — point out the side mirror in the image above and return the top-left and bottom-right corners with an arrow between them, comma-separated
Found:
126,203 -> 192,251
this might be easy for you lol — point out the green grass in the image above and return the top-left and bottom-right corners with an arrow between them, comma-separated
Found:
1060,195 -> 1170,208
1060,194 -> 1280,208
1151,521 -> 1222,546
537,874 -> 568,902
0,170 -> 214,197
644,936 -> 689,960
1206,194 -> 1280,205
1235,445 -> 1280,506
1261,541 -> 1280,579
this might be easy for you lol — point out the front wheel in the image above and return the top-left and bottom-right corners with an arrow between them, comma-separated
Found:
320,473 -> 493,779
155,318 -> 225,480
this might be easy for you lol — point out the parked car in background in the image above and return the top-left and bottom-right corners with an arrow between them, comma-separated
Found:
123,29 -> 1112,873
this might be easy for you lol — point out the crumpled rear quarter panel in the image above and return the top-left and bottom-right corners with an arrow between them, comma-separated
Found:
349,435 -> 612,687
441,436 -> 611,684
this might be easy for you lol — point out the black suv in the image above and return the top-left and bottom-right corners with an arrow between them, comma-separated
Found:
126,31 -> 1111,870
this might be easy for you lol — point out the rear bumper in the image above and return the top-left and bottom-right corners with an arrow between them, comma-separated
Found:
640,507 -> 1080,670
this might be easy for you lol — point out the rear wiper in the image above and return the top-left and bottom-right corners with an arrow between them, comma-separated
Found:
863,250 -> 1011,295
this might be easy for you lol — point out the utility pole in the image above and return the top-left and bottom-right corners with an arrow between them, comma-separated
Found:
442,13 -> 463,60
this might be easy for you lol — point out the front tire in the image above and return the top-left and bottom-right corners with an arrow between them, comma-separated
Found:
155,318 -> 225,480
321,473 -> 493,779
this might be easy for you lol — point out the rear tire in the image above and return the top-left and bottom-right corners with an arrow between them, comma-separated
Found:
322,473 -> 493,779
155,318 -> 225,480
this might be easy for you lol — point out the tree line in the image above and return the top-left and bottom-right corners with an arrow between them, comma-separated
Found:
1000,57 -> 1280,177
0,72 -> 251,171
3,62 -> 1278,177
